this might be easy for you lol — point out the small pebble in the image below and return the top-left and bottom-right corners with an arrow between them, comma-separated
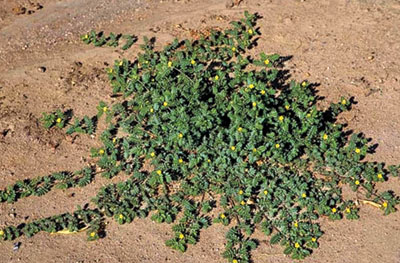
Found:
13,242 -> 21,252
38,66 -> 46,73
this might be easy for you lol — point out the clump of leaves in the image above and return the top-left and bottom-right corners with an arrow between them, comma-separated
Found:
1,12 -> 399,262
81,30 -> 137,50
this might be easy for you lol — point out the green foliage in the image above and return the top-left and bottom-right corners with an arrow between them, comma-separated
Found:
81,30 -> 137,50
2,12 -> 400,262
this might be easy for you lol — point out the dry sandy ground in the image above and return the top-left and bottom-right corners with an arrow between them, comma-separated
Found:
1,0 -> 400,262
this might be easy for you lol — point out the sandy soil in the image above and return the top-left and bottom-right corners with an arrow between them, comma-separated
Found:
1,0 -> 400,262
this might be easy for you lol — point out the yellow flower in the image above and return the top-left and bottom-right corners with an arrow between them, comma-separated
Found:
264,59 -> 269,65
252,148 -> 257,152
118,61 -> 123,66
248,84 -> 254,89
56,118 -> 62,123
179,233 -> 184,239
295,242 -> 300,248
168,61 -> 172,68
237,127 -> 243,132
285,105 -> 290,110
98,149 -> 105,155
323,134 -> 328,140
0,230 -> 4,236
275,143 -> 280,149
377,173 -> 383,179
178,133 -> 183,138
302,193 -> 307,198
345,208 -> 351,213
278,116 -> 284,122
231,47 -> 236,52
383,202 -> 388,208
231,146 -> 236,151
341,99 -> 347,105
103,106 -> 108,112
215,75 -> 219,81
355,148 -> 361,154
331,208 -> 337,213
252,102 -> 257,107
84,34 -> 88,39
119,214 -> 124,219
312,237 -> 317,242
240,200 -> 245,205
150,152 -> 155,157
150,108 -> 154,113
248,29 -> 253,34
260,90 -> 266,95
293,221 -> 298,228
163,101 -> 168,107
238,190 -> 243,195
156,170 -> 162,175
191,60 -> 196,65
113,138 -> 117,143
220,213 -> 226,219
207,159 -> 211,163
232,260 -> 238,263
263,190 -> 268,195
355,180 -> 360,185
179,159 -> 183,163
108,68 -> 113,73
301,81 -> 307,87
306,113 -> 311,118
90,232 -> 96,237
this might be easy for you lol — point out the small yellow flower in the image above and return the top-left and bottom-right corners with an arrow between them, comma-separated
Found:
163,101 -> 168,107
323,134 -> 328,140
260,90 -> 266,95
179,233 -> 184,239
231,47 -> 236,52
118,61 -> 123,66
248,84 -> 254,89
312,237 -> 317,242
295,242 -> 300,248
215,75 -> 219,81
56,118 -> 62,123
263,190 -> 268,195
264,59 -> 269,65
191,60 -> 196,65
119,214 -> 124,219
302,193 -> 307,198
355,148 -> 361,154
232,260 -> 238,263
237,127 -> 243,132
285,105 -> 290,110
103,106 -> 108,112
207,159 -> 211,163
0,230 -> 4,236
84,34 -> 88,39
278,116 -> 284,122
248,29 -> 253,34
156,170 -> 162,175
90,232 -> 96,237
341,99 -> 347,105
108,68 -> 113,73
302,81 -> 307,87
275,143 -> 280,149
383,202 -> 388,208
345,208 -> 351,213
355,180 -> 360,185
240,200 -> 245,205
113,138 -> 117,143
252,148 -> 257,152
150,108 -> 154,113
150,152 -> 155,157
377,173 -> 383,179
231,146 -> 236,151
168,61 -> 172,68
331,208 -> 337,213
306,113 -> 311,118
98,149 -> 105,155
178,133 -> 183,138
252,102 -> 257,107
238,190 -> 243,195
178,159 -> 183,164
293,221 -> 298,228
220,213 -> 226,219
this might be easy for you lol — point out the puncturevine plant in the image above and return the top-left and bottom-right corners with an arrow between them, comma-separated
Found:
1,12 -> 399,262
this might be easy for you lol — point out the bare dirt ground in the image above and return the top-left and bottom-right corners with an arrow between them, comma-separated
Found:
1,0 -> 400,262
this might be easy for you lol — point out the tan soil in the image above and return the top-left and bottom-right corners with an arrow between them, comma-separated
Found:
1,0 -> 400,262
